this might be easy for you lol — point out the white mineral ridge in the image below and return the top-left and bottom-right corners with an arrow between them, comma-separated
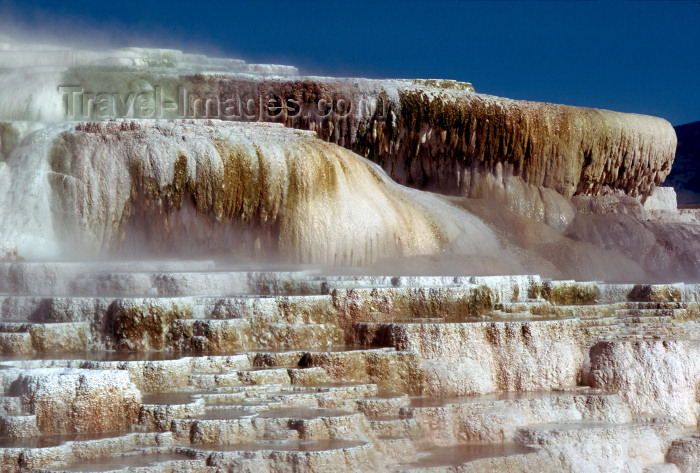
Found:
644,186 -> 679,213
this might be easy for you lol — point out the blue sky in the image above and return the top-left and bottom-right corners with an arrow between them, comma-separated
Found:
1,0 -> 698,125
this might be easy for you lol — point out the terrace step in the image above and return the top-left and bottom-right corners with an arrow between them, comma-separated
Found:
0,414 -> 39,438
0,265 -> 698,472
188,367 -> 331,389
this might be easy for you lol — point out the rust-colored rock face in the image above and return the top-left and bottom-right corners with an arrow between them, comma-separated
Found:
181,77 -> 677,201
2,56 -> 676,204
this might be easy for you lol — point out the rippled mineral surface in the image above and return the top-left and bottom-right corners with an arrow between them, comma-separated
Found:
1,41 -> 699,473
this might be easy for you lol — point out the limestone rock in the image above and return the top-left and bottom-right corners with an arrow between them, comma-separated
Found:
667,434 -> 700,473
0,242 -> 18,262
516,422 -> 682,473
0,268 -> 697,471
571,194 -> 646,219
0,40 -> 699,473
0,44 -> 694,281
586,340 -> 700,425
359,319 -> 588,396
12,368 -> 142,433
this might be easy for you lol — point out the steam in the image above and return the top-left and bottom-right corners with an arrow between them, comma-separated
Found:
0,3 -> 227,57
0,23 -> 302,123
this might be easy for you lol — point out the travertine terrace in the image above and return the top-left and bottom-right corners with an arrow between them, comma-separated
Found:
0,42 -> 699,472
1,264 -> 700,472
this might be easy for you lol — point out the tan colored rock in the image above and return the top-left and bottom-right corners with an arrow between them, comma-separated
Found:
571,194 -> 646,219
300,349 -> 424,394
204,441 -> 384,473
3,120 -> 499,265
516,422 -> 682,473
138,397 -> 205,431
404,393 -> 631,446
29,322 -> 90,353
13,368 -> 141,433
0,43 -> 676,205
359,319 -> 588,396
179,77 -> 676,202
587,340 -> 700,425
0,414 -> 39,438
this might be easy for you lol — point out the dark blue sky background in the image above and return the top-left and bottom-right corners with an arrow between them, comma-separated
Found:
1,0 -> 698,125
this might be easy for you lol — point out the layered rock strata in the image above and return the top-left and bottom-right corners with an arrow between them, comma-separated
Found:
0,263 -> 698,472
